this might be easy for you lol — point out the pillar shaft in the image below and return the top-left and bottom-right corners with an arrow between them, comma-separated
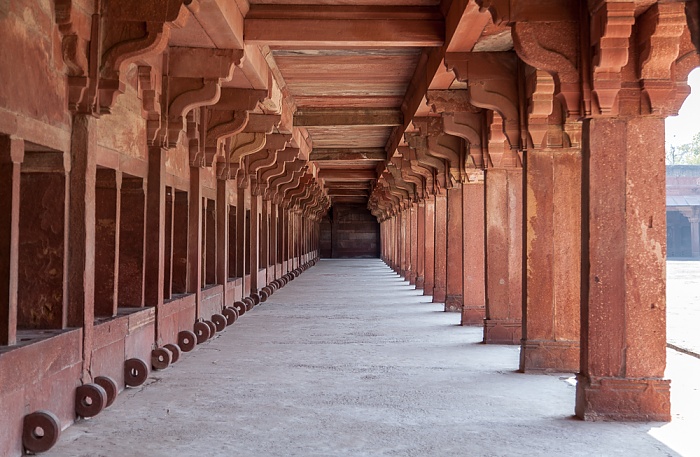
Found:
576,117 -> 670,421
423,197 -> 436,296
216,179 -> 229,289
433,194 -> 447,302
462,182 -> 486,325
0,136 -> 22,345
250,192 -> 261,292
445,186 -> 463,312
521,148 -> 581,372
187,168 -> 203,311
416,201 -> 425,289
690,216 -> 700,258
484,168 -> 522,344
144,146 -> 166,307
409,204 -> 418,285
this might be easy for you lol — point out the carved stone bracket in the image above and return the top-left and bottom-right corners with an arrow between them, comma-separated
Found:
165,47 -> 243,148
589,1 -> 635,115
55,0 -> 188,115
445,52 -> 521,150
512,21 -> 581,117
637,3 -> 688,116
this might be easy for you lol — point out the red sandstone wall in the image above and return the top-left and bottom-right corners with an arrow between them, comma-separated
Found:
326,204 -> 380,258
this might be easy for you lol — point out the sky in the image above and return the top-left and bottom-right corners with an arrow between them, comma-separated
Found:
665,68 -> 700,147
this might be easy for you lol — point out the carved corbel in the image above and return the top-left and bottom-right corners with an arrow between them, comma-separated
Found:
445,52 -> 522,150
270,161 -> 306,203
99,0 -> 187,114
637,2 -> 688,116
523,68 -> 557,149
588,1 -> 635,115
418,118 -> 464,185
487,111 -> 521,168
165,47 -> 243,148
227,132 -> 267,188
405,128 -> 447,192
137,66 -> 164,145
475,0 -> 510,25
260,149 -> 301,199
55,0 -> 92,112
512,20 -> 581,118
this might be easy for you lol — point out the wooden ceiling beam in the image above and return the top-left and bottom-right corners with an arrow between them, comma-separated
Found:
295,109 -> 403,127
245,6 -> 444,48
310,148 -> 387,162
318,169 -> 378,181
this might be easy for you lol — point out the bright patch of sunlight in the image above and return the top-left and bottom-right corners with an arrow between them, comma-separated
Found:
666,68 -> 700,148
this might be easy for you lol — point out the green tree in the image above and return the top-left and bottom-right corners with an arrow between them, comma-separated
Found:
667,132 -> 700,165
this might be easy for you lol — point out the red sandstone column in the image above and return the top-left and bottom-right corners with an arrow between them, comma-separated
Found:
409,204 -> 418,285
188,168 -> 203,312
95,169 -> 120,318
484,168 -> 522,344
118,176 -> 146,308
520,148 -> 580,372
172,191 -> 189,294
236,184 -> 249,294
461,181 -> 486,325
204,199 -> 217,286
163,187 -> 174,301
216,178 -> 230,297
69,115 -> 98,380
145,146 -> 166,307
576,117 -> 670,421
445,186 -> 463,312
433,193 -> 447,302
269,201 -> 278,277
0,135 -> 22,345
423,196 -> 436,296
250,191 -> 261,293
416,201 -> 426,289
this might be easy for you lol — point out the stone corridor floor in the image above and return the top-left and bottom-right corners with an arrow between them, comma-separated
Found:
667,260 -> 700,357
46,259 -> 700,457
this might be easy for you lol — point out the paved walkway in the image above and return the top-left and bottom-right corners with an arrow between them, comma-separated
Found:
667,260 -> 700,356
47,259 -> 700,457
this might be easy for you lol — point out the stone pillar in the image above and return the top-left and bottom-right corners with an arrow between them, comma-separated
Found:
216,179 -> 229,291
445,186 -> 463,312
119,177 -> 147,308
416,201 -> 426,289
204,199 -> 216,286
188,168 -> 203,311
144,146 -> 166,307
409,204 -> 418,285
250,190 -> 261,293
520,148 -> 580,372
172,191 -> 188,294
462,181 -> 486,325
0,135 -> 22,345
269,202 -> 278,276
433,193 -> 447,302
423,196 -> 436,296
261,199 -> 270,278
95,169 -> 120,318
484,168 -> 522,344
576,116 -> 670,421
236,184 -> 248,293
163,187 -> 174,301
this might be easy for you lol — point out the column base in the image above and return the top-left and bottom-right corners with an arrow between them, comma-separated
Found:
461,305 -> 485,326
575,375 -> 671,422
483,318 -> 521,344
423,281 -> 434,296
444,294 -> 462,312
415,276 -> 424,290
519,339 -> 579,373
408,271 -> 417,285
432,286 -> 446,303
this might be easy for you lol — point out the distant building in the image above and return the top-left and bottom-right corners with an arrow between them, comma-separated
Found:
667,166 -> 700,258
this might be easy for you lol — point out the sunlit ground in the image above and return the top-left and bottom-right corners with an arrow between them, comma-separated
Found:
647,261 -> 700,456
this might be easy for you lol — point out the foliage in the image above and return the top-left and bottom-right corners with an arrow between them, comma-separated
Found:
667,132 -> 700,165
